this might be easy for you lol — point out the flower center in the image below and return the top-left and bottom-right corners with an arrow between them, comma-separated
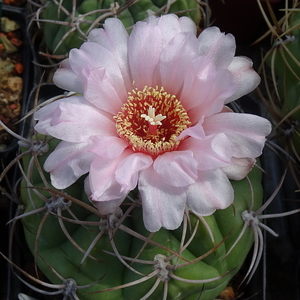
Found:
115,86 -> 191,157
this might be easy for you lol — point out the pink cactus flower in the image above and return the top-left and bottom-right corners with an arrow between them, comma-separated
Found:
34,14 -> 271,232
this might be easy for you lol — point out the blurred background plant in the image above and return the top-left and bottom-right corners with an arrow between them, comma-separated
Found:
255,0 -> 300,184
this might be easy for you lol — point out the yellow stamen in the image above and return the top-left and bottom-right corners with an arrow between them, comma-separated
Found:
114,86 -> 191,157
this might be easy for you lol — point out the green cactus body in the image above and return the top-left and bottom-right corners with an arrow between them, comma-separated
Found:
40,0 -> 202,55
268,40 -> 300,99
20,135 -> 263,300
42,0 -> 103,55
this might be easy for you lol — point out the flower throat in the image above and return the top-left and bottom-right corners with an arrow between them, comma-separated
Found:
115,86 -> 191,156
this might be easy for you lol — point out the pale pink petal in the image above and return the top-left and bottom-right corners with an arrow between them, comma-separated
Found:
44,141 -> 94,189
89,151 -> 132,202
197,27 -> 236,70
180,56 -> 216,109
144,15 -> 159,25
187,169 -> 234,215
68,42 -> 128,101
53,59 -> 84,93
87,18 -> 131,90
69,42 -> 121,76
147,14 -> 197,46
146,15 -> 181,47
221,157 -> 255,180
84,67 -> 125,115
221,106 -> 233,113
93,199 -> 125,216
88,18 -> 128,49
34,95 -> 116,142
88,136 -> 128,159
178,16 -> 198,33
158,32 -> 198,95
153,151 -> 197,187
115,153 -> 153,191
181,67 -> 236,122
225,56 -> 261,103
203,112 -> 272,158
55,34 -> 129,96
85,176 -> 125,215
138,166 -> 186,232
179,133 -> 233,170
34,99 -> 63,135
179,56 -> 235,115
128,21 -> 163,88
177,118 -> 205,140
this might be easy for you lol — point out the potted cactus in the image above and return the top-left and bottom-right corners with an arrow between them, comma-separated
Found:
2,10 -> 279,299
2,1 -> 300,299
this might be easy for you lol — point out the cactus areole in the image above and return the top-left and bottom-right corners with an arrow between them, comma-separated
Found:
21,14 -> 271,299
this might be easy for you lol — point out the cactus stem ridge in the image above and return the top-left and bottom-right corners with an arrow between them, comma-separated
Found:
119,223 -> 189,261
79,228 -> 106,267
89,270 -> 160,295
55,207 -> 102,262
164,213 -> 200,264
101,249 -> 155,265
108,229 -> 148,276
0,252 -> 92,299
174,233 -> 229,269
140,277 -> 163,300
191,213 -> 215,243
